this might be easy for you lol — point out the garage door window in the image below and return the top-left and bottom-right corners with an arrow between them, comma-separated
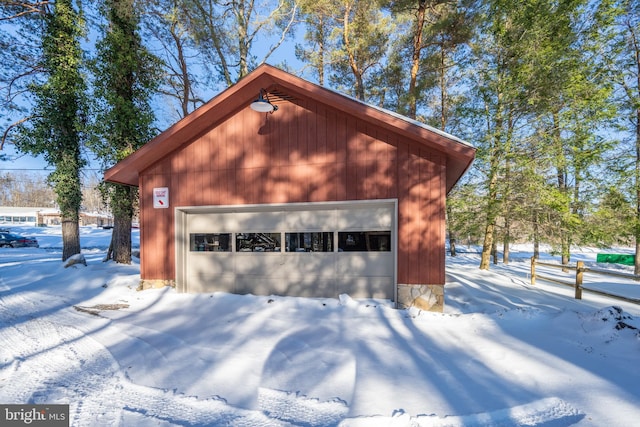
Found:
338,231 -> 391,252
236,233 -> 281,252
285,232 -> 333,252
190,233 -> 231,252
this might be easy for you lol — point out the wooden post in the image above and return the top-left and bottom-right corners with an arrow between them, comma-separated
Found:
530,256 -> 536,286
575,261 -> 584,300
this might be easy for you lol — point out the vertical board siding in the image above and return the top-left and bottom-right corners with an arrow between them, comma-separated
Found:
436,154 -> 446,283
140,173 -> 174,280
419,153 -> 433,284
299,103 -> 309,162
139,98 -> 447,286
396,141 -> 410,285
325,109 -> 337,164
407,146 -> 422,284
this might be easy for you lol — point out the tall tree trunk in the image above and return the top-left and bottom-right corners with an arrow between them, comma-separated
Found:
633,106 -> 640,275
480,102 -> 503,270
171,20 -> 191,118
236,0 -> 249,79
446,202 -> 456,256
491,231 -> 498,264
94,0 -> 157,264
342,3 -> 366,101
624,12 -> 640,275
111,212 -> 132,264
553,111 -> 570,265
533,211 -> 540,259
480,168 -> 499,269
14,0 -> 86,262
439,45 -> 448,130
480,220 -> 495,269
317,16 -> 326,85
107,184 -> 135,264
635,71 -> 640,275
408,0 -> 426,119
61,218 -> 80,261
57,152 -> 83,262
502,123 -> 512,265
503,215 -> 510,265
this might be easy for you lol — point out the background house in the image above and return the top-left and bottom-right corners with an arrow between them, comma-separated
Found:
0,207 -> 41,226
104,65 -> 475,311
0,206 -> 113,228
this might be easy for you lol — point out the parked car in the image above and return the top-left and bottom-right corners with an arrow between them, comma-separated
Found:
0,232 -> 39,248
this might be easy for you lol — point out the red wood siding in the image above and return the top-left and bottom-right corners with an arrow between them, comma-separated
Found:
139,98 -> 447,286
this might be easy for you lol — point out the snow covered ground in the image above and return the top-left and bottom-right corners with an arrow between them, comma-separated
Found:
0,225 -> 639,426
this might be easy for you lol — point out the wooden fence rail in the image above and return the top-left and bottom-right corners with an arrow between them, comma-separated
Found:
530,257 -> 640,305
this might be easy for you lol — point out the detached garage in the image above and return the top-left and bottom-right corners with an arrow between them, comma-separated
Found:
104,64 -> 475,311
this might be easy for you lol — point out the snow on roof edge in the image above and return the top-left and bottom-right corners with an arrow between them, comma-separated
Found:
319,84 -> 474,148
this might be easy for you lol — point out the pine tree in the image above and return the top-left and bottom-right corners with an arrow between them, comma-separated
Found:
296,0 -> 336,86
384,0 -> 476,121
605,0 -> 640,273
469,0 -> 616,269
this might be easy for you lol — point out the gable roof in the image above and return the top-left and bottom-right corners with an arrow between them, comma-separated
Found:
104,64 -> 475,193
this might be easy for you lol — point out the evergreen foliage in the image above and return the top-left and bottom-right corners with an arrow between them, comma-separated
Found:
90,0 -> 161,264
10,0 -> 86,261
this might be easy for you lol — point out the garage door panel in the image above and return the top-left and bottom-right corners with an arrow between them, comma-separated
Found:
337,253 -> 393,276
231,211 -> 286,231
189,253 -> 233,276
284,210 -> 336,230
234,276 -> 336,298
188,211 -> 287,232
183,200 -> 396,300
187,272 -> 235,293
234,254 -> 284,276
187,212 -> 230,232
280,254 -> 337,279
335,206 -> 392,230
337,277 -> 393,299
233,253 -> 337,278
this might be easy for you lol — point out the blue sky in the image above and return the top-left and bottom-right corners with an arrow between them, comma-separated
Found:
1,29 -> 305,180
0,144 -> 49,175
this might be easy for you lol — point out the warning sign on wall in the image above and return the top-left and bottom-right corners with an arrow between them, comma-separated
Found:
153,187 -> 169,208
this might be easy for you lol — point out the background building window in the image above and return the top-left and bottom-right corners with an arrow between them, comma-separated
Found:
236,233 -> 281,252
285,232 -> 333,252
338,231 -> 391,252
190,233 -> 231,252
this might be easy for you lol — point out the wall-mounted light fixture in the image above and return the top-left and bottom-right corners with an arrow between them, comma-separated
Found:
250,89 -> 278,113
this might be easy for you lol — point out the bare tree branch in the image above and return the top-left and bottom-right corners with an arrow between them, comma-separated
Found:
0,115 -> 31,150
0,1 -> 50,20
257,1 -> 298,65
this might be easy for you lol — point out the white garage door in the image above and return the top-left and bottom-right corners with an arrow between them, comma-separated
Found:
176,200 -> 397,300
